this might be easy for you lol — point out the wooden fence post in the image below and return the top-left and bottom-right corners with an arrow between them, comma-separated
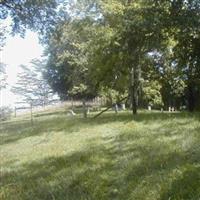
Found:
14,107 -> 17,118
30,103 -> 33,125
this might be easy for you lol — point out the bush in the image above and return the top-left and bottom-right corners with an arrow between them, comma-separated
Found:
0,106 -> 13,121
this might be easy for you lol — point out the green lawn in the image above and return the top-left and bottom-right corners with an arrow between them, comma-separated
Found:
0,110 -> 200,200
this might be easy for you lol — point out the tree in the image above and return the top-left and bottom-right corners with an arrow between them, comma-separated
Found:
0,0 -> 59,37
44,0 -> 167,114
45,18 -> 99,117
12,60 -> 54,106
44,0 -> 200,114
0,62 -> 7,90
142,80 -> 163,109
0,24 -> 7,49
0,24 -> 7,90
153,0 -> 200,111
0,106 -> 12,121
160,0 -> 200,111
142,50 -> 187,110
85,0 -> 167,114
45,18 -> 97,100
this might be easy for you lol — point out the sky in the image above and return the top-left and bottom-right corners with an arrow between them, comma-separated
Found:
0,31 -> 44,107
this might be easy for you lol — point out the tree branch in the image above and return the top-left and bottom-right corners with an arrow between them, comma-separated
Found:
93,95 -> 129,119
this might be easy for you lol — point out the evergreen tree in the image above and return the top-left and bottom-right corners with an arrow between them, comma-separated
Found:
0,62 -> 7,90
12,60 -> 54,106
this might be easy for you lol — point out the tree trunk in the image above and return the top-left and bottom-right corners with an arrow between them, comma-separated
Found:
30,102 -> 33,125
188,82 -> 195,112
187,64 -> 195,112
133,87 -> 138,114
82,99 -> 87,118
127,0 -> 140,115
93,96 -> 128,119
71,97 -> 74,109
130,63 -> 140,115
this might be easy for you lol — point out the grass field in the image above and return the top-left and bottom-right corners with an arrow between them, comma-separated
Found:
0,110 -> 200,200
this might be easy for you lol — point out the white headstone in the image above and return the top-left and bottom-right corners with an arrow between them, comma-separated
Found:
148,106 -> 151,111
121,104 -> 126,110
115,104 -> 119,113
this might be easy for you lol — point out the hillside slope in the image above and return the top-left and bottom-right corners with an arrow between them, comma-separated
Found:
0,111 -> 200,200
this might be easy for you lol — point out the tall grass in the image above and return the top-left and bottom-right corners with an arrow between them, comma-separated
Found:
0,111 -> 200,200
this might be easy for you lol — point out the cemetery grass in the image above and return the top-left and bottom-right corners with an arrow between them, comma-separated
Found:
0,110 -> 200,200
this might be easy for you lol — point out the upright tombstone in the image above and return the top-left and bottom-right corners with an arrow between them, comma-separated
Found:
114,104 -> 119,114
121,103 -> 126,110
87,107 -> 90,114
148,105 -> 152,111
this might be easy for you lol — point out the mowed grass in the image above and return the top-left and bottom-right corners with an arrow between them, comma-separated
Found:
0,110 -> 200,200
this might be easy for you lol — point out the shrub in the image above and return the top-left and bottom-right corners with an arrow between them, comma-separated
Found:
0,106 -> 13,121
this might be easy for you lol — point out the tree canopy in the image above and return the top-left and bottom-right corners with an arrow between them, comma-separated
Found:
0,0 -> 59,36
1,0 -> 200,113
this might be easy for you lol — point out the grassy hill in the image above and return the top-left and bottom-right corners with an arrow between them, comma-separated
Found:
0,110 -> 200,200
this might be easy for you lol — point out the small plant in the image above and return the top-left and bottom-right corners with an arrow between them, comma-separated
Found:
0,106 -> 13,121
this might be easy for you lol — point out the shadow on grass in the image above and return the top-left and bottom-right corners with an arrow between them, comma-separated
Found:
96,111 -> 199,121
1,111 -> 199,146
1,129 -> 200,200
161,165 -> 200,200
0,116 -> 83,145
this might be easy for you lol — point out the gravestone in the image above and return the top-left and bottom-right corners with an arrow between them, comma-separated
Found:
121,104 -> 126,110
148,106 -> 151,111
114,104 -> 118,114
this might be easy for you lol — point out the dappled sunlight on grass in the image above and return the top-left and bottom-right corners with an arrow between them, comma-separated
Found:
0,111 -> 200,199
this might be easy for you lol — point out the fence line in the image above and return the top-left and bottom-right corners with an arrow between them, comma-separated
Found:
14,98 -> 107,117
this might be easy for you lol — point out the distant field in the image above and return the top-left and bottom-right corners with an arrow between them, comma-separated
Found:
0,110 -> 200,200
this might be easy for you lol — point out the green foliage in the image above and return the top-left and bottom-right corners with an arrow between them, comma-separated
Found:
166,0 -> 200,111
99,87 -> 128,105
42,0 -> 200,112
86,0 -> 170,113
0,0 -> 58,36
45,18 -> 97,100
143,50 -> 187,109
2,0 -> 198,112
0,106 -> 12,121
69,83 -> 89,99
142,80 -> 163,108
